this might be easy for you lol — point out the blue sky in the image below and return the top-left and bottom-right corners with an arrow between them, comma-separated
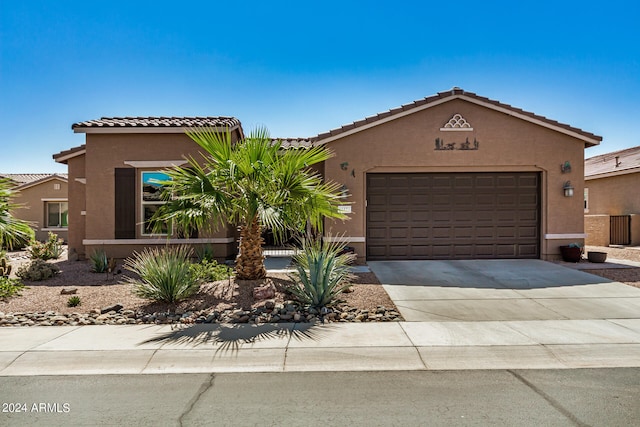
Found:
1,0 -> 638,173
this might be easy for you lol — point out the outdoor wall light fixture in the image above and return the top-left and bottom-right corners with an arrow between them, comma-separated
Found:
563,181 -> 574,197
340,162 -> 349,170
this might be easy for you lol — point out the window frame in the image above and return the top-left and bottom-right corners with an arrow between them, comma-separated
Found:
43,199 -> 68,229
140,170 -> 172,236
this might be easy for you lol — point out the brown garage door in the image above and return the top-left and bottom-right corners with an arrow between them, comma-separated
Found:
366,172 -> 540,260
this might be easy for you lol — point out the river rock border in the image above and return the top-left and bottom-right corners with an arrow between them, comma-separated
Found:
0,302 -> 402,327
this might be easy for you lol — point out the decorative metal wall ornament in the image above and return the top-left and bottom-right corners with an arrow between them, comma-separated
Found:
440,113 -> 474,131
561,161 -> 572,173
435,137 -> 479,151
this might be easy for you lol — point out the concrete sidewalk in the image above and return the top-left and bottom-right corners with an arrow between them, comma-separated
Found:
1,320 -> 640,376
2,259 -> 640,376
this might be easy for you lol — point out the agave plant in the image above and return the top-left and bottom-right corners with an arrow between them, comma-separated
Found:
122,245 -> 200,303
287,236 -> 356,308
89,248 -> 109,273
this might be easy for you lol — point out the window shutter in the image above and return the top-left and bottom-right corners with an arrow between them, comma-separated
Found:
115,168 -> 136,239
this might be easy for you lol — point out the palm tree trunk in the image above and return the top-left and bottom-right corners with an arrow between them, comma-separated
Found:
235,216 -> 266,280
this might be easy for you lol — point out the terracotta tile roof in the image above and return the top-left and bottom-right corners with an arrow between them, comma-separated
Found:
585,145 -> 640,178
314,87 -> 603,146
273,138 -> 314,149
52,144 -> 86,163
72,116 -> 241,130
0,173 -> 68,185
0,174 -> 68,191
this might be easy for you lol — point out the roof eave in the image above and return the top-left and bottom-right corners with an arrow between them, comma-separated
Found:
585,166 -> 640,180
315,93 -> 602,147
72,124 -> 241,134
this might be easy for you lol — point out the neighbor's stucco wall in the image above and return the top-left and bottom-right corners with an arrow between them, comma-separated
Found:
12,178 -> 68,243
322,98 -> 587,260
584,173 -> 640,246
585,173 -> 640,215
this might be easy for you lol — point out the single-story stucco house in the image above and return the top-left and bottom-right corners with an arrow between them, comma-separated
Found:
54,88 -> 602,261
0,173 -> 69,242
584,145 -> 640,246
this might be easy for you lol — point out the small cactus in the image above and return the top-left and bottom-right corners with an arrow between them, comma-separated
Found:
0,255 -> 11,277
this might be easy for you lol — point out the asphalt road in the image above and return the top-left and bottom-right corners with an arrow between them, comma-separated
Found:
1,369 -> 638,426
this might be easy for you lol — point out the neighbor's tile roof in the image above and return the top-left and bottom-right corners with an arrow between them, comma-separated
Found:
585,145 -> 640,177
72,116 -> 241,129
0,173 -> 68,185
274,138 -> 314,149
314,87 -> 602,146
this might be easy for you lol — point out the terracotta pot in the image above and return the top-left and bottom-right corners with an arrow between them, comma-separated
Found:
559,245 -> 582,262
587,251 -> 607,263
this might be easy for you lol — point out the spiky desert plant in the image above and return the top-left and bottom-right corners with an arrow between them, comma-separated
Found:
0,178 -> 35,250
287,236 -> 356,308
90,248 -> 109,273
122,245 -> 200,303
67,296 -> 81,307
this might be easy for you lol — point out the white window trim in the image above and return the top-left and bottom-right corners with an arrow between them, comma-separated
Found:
125,160 -> 187,168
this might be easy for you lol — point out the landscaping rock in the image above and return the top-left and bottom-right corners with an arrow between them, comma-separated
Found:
100,303 -> 123,314
253,282 -> 276,300
60,288 -> 77,295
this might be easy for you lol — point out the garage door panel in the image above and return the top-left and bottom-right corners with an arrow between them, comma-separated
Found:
367,172 -> 540,260
389,211 -> 408,222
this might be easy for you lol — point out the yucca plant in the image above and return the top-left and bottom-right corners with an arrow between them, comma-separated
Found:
122,245 -> 200,303
287,236 -> 356,308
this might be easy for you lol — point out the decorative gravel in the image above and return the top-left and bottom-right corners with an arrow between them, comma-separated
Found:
0,250 -> 402,326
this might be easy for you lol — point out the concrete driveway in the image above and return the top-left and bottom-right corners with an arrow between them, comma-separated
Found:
368,260 -> 640,322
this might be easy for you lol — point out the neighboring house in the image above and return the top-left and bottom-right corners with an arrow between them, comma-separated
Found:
584,146 -> 640,246
0,173 -> 69,242
54,88 -> 601,261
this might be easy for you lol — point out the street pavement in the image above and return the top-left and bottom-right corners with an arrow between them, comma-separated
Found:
1,259 -> 640,375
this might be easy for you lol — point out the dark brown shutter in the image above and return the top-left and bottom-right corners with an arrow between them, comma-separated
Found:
115,168 -> 136,239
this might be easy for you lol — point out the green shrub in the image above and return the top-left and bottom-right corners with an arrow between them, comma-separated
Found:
90,248 -> 109,273
16,259 -> 60,281
189,259 -> 232,283
27,232 -> 64,260
67,296 -> 81,307
287,237 -> 356,308
122,245 -> 201,303
0,276 -> 24,300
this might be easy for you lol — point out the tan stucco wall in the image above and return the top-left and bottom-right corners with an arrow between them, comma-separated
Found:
321,99 -> 587,260
584,172 -> 640,246
67,155 -> 86,259
11,178 -> 68,243
74,130 -> 241,260
584,215 -> 609,246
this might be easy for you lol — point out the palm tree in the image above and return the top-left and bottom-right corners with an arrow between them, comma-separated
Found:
0,178 -> 35,250
152,127 -> 348,280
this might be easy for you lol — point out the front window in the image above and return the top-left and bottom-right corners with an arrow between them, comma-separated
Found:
141,171 -> 170,235
46,201 -> 68,228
